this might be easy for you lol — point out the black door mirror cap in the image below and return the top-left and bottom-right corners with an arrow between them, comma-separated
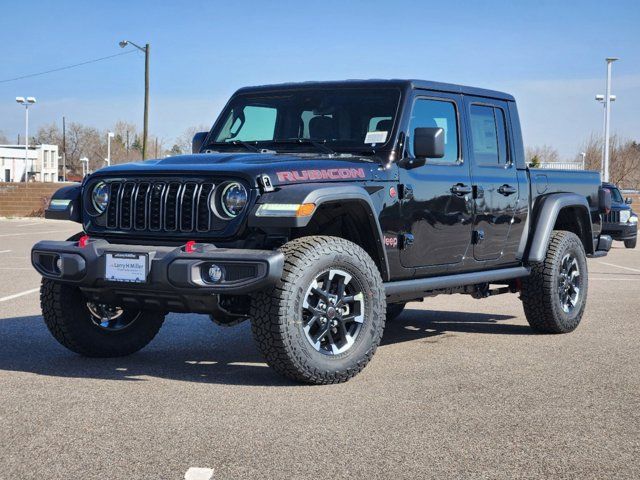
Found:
192,131 -> 209,154
413,127 -> 445,160
625,197 -> 633,205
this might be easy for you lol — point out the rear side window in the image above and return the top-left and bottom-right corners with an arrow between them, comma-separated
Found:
469,104 -> 509,165
407,98 -> 459,163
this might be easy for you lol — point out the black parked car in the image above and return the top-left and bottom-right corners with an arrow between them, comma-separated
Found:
601,182 -> 637,249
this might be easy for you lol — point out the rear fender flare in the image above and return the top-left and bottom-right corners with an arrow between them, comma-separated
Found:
526,193 -> 594,262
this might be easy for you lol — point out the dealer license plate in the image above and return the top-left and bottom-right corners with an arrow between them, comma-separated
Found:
104,253 -> 148,283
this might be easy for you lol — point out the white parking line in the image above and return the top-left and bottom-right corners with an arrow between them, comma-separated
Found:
185,467 -> 214,480
0,250 -> 11,254
0,230 -> 73,238
0,288 -> 39,303
598,261 -> 640,274
590,277 -> 640,281
16,222 -> 43,227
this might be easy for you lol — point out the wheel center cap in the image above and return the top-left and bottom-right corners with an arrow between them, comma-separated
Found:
326,307 -> 337,319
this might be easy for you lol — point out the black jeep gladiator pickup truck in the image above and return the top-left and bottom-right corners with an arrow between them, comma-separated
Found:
33,80 -> 612,384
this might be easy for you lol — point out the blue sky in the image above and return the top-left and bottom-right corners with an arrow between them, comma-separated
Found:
0,0 -> 638,158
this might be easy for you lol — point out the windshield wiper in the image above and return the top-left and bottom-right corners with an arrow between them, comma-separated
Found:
205,141 -> 262,153
275,139 -> 336,155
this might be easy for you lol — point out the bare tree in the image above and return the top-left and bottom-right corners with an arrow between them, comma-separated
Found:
526,145 -> 560,166
172,125 -> 209,155
580,134 -> 640,189
0,130 -> 9,144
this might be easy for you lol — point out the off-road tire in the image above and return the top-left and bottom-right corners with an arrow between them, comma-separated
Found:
41,279 -> 165,357
521,230 -> 588,333
250,236 -> 385,384
624,237 -> 637,249
386,302 -> 406,322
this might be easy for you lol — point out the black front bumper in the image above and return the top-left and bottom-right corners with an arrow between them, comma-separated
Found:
602,223 -> 638,241
31,239 -> 284,313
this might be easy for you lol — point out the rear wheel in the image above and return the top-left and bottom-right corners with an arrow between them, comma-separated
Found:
41,279 -> 165,357
250,236 -> 385,384
624,237 -> 636,249
521,230 -> 588,333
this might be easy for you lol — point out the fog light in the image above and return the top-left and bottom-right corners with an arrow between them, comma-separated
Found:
207,264 -> 224,283
55,256 -> 63,273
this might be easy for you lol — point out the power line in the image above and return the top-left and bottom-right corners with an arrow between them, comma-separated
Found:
0,50 -> 138,84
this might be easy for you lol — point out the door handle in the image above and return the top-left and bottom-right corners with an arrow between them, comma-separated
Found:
498,184 -> 517,196
451,183 -> 472,196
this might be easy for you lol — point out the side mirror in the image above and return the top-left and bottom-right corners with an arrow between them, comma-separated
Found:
400,127 -> 446,169
192,131 -> 209,154
625,197 -> 633,205
599,187 -> 612,214
414,127 -> 444,159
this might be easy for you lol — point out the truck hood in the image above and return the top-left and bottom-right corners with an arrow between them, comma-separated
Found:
92,152 -> 382,186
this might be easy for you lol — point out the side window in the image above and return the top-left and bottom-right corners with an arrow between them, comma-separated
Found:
407,98 -> 459,163
217,105 -> 277,142
469,104 -> 509,165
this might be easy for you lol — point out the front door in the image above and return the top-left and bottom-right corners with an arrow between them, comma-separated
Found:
399,93 -> 474,270
464,97 -> 520,262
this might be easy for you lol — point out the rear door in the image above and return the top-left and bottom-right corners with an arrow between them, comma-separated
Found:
464,97 -> 520,262
398,93 -> 474,270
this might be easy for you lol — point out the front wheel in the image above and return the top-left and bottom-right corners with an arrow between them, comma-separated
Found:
41,279 -> 165,357
624,237 -> 637,249
250,236 -> 385,384
521,230 -> 588,333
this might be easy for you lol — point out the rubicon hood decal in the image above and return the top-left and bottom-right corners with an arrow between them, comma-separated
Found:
276,167 -> 366,183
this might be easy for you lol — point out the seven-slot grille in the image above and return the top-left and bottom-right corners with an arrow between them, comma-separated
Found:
104,180 -> 221,233
603,210 -> 620,223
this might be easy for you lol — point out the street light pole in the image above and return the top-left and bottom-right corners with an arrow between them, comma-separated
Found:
106,131 -> 115,166
602,57 -> 618,183
119,40 -> 150,160
80,157 -> 89,178
15,96 -> 36,182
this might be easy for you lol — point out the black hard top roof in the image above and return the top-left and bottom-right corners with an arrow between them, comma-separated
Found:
235,79 -> 515,102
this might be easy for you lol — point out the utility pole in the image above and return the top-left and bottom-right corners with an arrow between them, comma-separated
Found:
119,40 -> 150,160
144,43 -> 150,160
602,57 -> 618,183
62,116 -> 66,182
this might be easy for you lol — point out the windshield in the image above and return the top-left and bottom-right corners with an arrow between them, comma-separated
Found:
609,187 -> 623,203
208,88 -> 401,154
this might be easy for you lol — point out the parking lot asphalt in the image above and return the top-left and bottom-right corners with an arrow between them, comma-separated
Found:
0,218 -> 638,480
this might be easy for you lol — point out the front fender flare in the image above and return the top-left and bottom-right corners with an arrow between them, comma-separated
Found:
248,183 -> 389,279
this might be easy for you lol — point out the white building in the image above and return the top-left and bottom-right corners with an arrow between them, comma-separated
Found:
0,144 -> 59,182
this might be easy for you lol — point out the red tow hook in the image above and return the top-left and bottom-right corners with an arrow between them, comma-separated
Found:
185,240 -> 197,253
78,235 -> 90,248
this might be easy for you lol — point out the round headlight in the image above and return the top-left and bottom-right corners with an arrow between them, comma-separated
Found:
91,182 -> 110,213
220,182 -> 247,218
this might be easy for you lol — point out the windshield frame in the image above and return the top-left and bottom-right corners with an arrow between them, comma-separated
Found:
205,86 -> 405,155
